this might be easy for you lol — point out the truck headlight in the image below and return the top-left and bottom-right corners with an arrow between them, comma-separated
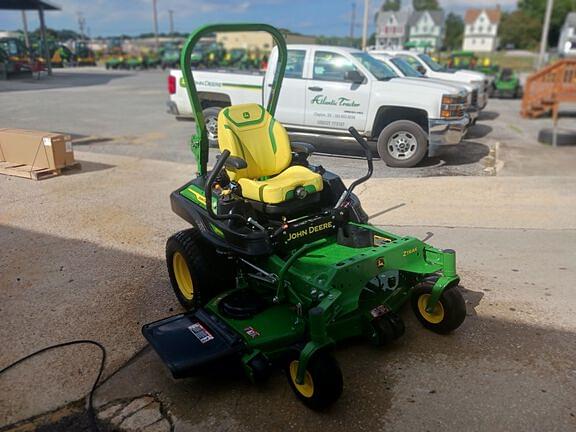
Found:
441,94 -> 465,118
442,94 -> 462,105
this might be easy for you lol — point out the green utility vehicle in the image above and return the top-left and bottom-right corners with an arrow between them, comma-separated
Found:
143,23 -> 466,410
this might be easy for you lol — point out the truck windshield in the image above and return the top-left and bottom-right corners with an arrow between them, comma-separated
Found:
390,57 -> 423,77
352,52 -> 397,80
418,54 -> 446,72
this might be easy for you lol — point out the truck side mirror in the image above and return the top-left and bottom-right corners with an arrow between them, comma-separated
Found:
345,70 -> 365,84
417,65 -> 427,75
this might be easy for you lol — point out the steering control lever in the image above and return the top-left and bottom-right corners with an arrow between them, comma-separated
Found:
334,127 -> 374,208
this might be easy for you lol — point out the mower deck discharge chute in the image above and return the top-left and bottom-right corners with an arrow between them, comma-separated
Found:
143,23 -> 466,410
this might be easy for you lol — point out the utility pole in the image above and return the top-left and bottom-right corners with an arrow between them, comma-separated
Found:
537,0 -> 554,69
77,12 -> 86,40
152,0 -> 159,50
38,4 -> 52,75
361,0 -> 370,50
168,9 -> 174,36
21,10 -> 30,51
350,2 -> 356,39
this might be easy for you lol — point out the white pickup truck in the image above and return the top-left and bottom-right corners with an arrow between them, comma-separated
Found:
371,53 -> 480,125
167,44 -> 470,167
371,50 -> 490,112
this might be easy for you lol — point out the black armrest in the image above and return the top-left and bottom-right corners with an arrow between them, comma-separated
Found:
291,142 -> 315,156
224,155 -> 247,171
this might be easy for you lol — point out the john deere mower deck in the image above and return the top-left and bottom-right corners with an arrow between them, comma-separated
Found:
143,23 -> 466,410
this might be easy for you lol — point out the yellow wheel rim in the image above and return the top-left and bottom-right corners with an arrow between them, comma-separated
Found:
417,294 -> 445,324
289,361 -> 314,398
173,251 -> 194,300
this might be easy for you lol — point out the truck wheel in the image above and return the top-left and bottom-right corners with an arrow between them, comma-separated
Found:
411,285 -> 466,334
166,228 -> 233,309
203,107 -> 221,148
377,120 -> 428,168
286,352 -> 343,411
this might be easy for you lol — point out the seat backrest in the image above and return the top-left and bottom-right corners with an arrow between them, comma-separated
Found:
217,103 -> 292,180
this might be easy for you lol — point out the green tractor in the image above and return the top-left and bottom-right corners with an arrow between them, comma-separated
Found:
105,38 -> 126,70
143,24 -> 467,410
190,40 -> 225,68
0,46 -> 8,80
74,41 -> 97,66
124,54 -> 145,70
50,45 -> 74,68
448,50 -> 499,75
143,51 -> 161,69
220,48 -> 247,68
161,43 -> 181,69
0,37 -> 32,75
105,54 -> 126,69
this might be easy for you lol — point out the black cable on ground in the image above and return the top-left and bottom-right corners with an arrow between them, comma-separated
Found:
0,340 -> 106,432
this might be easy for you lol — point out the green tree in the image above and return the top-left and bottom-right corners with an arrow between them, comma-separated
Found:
518,0 -> 576,46
443,12 -> 463,50
381,0 -> 401,11
412,0 -> 440,11
499,10 -> 541,50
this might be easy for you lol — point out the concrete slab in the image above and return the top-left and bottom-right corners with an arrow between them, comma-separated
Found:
2,148 -> 575,428
92,226 -> 576,432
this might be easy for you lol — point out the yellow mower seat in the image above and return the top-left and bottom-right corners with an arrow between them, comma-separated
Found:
217,103 -> 323,204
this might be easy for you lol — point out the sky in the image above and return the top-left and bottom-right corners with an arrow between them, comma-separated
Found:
0,0 -> 517,38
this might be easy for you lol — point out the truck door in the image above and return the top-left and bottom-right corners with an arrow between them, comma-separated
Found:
304,50 -> 370,131
263,49 -> 307,125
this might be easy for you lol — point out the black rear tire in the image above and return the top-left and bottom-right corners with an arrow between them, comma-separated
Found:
411,285 -> 466,334
286,352 -> 343,411
377,120 -> 428,168
166,228 -> 235,309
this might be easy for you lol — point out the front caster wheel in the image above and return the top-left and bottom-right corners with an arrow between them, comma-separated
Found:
286,352 -> 343,411
411,285 -> 466,334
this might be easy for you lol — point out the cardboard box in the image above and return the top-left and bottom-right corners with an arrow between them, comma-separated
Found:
0,128 -> 75,171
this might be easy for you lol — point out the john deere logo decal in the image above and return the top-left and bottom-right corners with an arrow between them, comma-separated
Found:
243,111 -> 251,119
376,257 -> 385,268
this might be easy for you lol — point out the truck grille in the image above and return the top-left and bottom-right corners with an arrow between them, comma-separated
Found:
471,89 -> 478,106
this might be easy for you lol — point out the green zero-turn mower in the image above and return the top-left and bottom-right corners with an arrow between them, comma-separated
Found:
493,68 -> 521,99
143,23 -> 466,410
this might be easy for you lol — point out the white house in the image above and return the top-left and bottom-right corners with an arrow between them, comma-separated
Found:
407,10 -> 445,51
558,12 -> 576,56
375,9 -> 411,50
462,8 -> 501,52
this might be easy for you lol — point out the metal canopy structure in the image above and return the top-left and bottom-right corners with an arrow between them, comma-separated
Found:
0,0 -> 61,75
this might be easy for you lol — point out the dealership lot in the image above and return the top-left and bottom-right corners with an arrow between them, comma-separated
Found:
1,68 -> 576,431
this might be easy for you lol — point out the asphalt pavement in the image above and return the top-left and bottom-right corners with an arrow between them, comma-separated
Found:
1,67 -> 576,431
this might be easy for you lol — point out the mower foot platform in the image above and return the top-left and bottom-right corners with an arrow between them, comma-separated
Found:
142,308 -> 244,378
